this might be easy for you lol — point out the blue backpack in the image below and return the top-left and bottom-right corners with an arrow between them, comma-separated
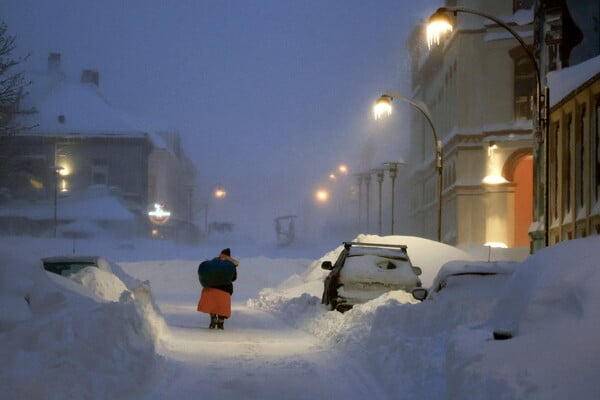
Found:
197,258 -> 236,288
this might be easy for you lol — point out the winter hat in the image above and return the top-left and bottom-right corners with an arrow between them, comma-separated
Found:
220,248 -> 231,256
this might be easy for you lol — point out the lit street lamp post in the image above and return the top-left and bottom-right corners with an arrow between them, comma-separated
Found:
382,162 -> 404,235
204,184 -> 227,236
427,6 -> 549,249
373,168 -> 384,235
354,173 -> 364,229
363,173 -> 371,231
51,165 -> 64,238
375,93 -> 442,241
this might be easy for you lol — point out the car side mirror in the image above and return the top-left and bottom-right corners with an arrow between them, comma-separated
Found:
412,287 -> 428,301
493,330 -> 513,340
412,266 -> 422,276
321,261 -> 334,270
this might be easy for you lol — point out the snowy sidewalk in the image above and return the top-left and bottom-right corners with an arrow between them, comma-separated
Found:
145,302 -> 390,400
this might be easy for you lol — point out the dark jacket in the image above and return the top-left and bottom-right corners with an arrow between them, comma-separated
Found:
198,257 -> 237,295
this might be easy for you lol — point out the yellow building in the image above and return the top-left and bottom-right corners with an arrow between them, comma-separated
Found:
546,57 -> 600,243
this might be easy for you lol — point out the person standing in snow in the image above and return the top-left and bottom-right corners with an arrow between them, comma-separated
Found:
196,248 -> 239,330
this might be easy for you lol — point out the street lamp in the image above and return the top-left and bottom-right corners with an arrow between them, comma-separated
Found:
375,93 -> 443,242
427,6 -> 549,249
205,184 -> 227,235
373,168 -> 385,235
382,161 -> 404,235
51,165 -> 64,238
214,185 -> 227,199
363,173 -> 371,231
354,173 -> 364,229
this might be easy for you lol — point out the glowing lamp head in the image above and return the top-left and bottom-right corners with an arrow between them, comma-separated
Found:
373,95 -> 393,120
214,186 -> 227,199
426,10 -> 454,48
338,164 -> 348,174
315,189 -> 329,203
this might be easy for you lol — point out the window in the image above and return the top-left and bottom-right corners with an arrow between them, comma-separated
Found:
514,56 -> 534,120
552,122 -> 560,220
513,0 -> 533,12
91,158 -> 108,185
564,114 -> 572,214
595,96 -> 600,202
576,105 -> 586,210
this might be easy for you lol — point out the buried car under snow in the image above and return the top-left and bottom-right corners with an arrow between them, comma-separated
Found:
321,241 -> 422,312
411,260 -> 520,302
41,255 -> 115,277
40,255 -> 141,301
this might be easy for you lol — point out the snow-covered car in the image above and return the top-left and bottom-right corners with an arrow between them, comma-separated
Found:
41,255 -> 114,277
321,241 -> 422,312
412,260 -> 519,302
41,255 -> 138,288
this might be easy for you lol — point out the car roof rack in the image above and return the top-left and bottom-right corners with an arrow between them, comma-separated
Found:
343,241 -> 407,250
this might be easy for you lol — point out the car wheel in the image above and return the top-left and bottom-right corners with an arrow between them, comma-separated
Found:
330,299 -> 338,311
335,304 -> 353,313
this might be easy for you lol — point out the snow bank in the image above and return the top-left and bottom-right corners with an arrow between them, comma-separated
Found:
250,234 -> 600,399
0,244 -> 167,400
248,234 -> 473,345
3,232 -> 599,399
448,236 -> 600,399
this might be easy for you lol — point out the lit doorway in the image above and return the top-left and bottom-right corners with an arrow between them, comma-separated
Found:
512,155 -> 533,247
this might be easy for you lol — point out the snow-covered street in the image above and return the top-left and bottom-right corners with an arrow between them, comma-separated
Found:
118,255 -> 389,399
2,234 -> 600,399
145,303 -> 388,400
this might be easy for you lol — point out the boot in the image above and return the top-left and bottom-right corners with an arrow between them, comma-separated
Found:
209,314 -> 217,329
216,316 -> 225,330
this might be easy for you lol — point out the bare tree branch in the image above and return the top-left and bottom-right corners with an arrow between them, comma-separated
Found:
0,21 -> 31,136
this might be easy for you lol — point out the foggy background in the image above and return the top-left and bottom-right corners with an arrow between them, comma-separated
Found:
1,0 -> 440,242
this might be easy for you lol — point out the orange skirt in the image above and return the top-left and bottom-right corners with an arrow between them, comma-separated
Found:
197,287 -> 231,318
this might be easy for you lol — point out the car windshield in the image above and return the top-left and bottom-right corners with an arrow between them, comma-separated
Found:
43,261 -> 97,276
346,246 -> 408,261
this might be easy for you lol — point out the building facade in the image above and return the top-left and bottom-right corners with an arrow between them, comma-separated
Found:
0,53 -> 199,240
407,0 -> 536,249
535,0 -> 600,244
147,131 -> 199,241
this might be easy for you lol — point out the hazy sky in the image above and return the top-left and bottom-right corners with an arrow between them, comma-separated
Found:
2,0 -> 439,237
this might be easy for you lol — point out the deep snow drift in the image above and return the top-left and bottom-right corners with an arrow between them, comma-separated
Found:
1,234 -> 599,399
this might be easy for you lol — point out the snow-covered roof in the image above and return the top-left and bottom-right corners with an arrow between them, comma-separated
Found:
16,65 -> 177,149
18,71 -> 146,135
547,54 -> 600,108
